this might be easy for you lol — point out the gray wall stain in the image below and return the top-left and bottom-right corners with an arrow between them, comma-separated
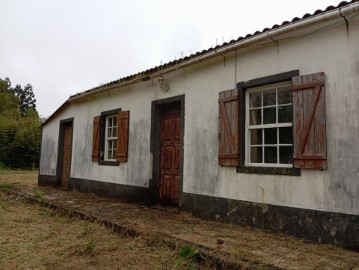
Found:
329,139 -> 359,211
189,129 -> 219,195
72,122 -> 92,177
324,50 -> 359,213
39,137 -> 56,175
127,119 -> 150,186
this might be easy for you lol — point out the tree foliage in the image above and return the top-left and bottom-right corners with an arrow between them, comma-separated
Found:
12,83 -> 37,116
0,77 -> 41,168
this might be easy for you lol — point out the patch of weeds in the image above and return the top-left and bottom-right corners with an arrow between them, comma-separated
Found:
79,224 -> 92,238
185,263 -> 198,270
55,247 -> 67,256
0,182 -> 12,190
70,238 -> 95,256
0,163 -> 9,170
15,217 -> 34,224
0,198 -> 8,209
1,239 -> 10,245
178,244 -> 202,260
66,210 -> 73,218
235,248 -> 264,265
174,258 -> 198,270
34,190 -> 44,199
34,233 -> 46,243
176,244 -> 207,270
0,201 -> 6,210
39,206 -> 48,215
83,238 -> 94,255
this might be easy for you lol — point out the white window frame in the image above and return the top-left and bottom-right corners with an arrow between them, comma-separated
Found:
104,114 -> 118,161
245,81 -> 293,168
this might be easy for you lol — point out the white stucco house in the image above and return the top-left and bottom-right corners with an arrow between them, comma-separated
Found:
39,1 -> 359,249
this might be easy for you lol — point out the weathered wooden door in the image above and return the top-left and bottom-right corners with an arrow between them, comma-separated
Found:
62,125 -> 72,189
159,105 -> 181,204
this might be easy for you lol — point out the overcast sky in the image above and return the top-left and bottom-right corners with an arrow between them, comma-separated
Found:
0,0 -> 344,117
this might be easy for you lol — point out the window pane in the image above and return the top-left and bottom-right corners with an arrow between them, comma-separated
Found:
113,126 -> 117,137
113,117 -> 117,127
249,109 -> 261,125
113,139 -> 116,149
263,89 -> 276,106
250,92 -> 261,108
264,128 -> 277,144
111,149 -> 116,160
278,86 -> 292,104
279,146 -> 293,164
108,117 -> 113,127
250,129 -> 262,145
264,147 -> 277,163
263,107 -> 276,124
113,139 -> 117,151
250,146 -> 262,163
278,105 -> 292,123
108,150 -> 112,159
279,127 -> 293,144
107,127 -> 112,138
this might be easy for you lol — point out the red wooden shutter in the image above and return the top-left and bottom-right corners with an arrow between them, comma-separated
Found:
292,72 -> 327,169
92,116 -> 101,162
116,110 -> 130,162
218,89 -> 239,166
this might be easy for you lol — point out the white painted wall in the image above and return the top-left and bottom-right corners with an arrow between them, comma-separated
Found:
40,15 -> 359,215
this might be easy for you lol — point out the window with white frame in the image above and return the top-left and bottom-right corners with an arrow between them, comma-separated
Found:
245,81 -> 293,167
104,114 -> 118,161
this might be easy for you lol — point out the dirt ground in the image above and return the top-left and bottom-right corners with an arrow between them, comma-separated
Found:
1,170 -> 359,270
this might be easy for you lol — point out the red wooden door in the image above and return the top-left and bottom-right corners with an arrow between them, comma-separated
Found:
62,125 -> 72,189
159,105 -> 181,204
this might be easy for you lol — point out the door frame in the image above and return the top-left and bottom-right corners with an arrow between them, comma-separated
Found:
56,117 -> 74,188
150,95 -> 185,204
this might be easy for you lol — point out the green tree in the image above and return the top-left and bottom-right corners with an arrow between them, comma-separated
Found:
0,77 -> 41,168
8,109 -> 41,168
0,79 -> 19,117
22,84 -> 37,115
11,82 -> 37,116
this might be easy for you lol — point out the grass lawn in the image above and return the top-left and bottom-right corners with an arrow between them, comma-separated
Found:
0,169 -> 38,186
0,171 -> 207,270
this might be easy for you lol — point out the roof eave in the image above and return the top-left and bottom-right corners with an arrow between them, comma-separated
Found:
42,1 -> 359,127
68,2 -> 358,103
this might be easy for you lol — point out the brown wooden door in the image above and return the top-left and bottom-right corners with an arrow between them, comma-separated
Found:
62,125 -> 72,189
159,105 -> 181,204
